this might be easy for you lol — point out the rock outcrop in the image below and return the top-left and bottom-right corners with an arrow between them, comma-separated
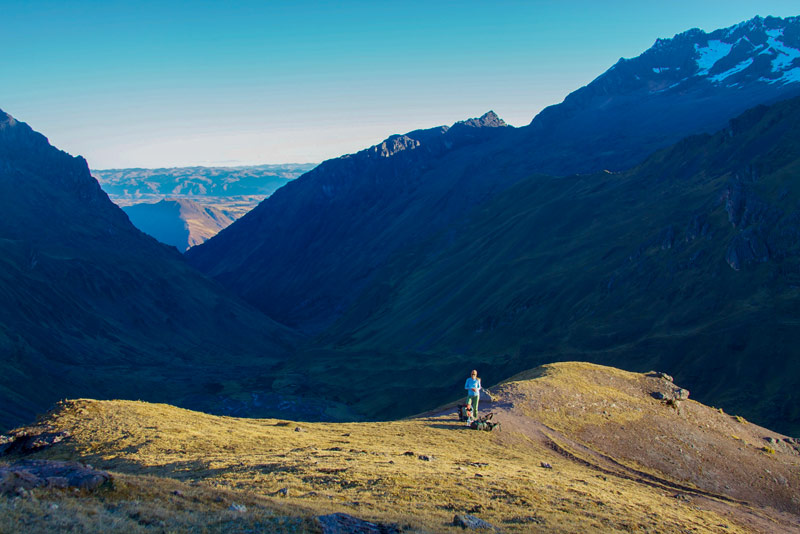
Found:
316,512 -> 402,534
0,460 -> 111,494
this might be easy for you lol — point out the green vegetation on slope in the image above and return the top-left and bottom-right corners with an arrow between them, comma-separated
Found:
303,97 -> 800,435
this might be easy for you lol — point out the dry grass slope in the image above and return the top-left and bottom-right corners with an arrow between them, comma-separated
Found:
2,362 -> 798,533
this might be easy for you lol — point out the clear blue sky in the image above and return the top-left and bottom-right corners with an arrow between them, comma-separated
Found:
2,1 -> 798,169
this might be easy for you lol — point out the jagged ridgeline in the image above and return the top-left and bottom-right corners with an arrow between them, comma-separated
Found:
188,15 -> 800,434
0,111 -> 299,431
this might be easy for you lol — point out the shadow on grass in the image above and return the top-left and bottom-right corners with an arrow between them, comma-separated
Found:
427,423 -> 472,430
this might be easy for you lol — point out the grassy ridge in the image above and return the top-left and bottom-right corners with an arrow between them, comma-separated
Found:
5,362 -> 797,533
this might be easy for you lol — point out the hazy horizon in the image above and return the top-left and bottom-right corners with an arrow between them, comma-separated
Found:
4,0 -> 800,169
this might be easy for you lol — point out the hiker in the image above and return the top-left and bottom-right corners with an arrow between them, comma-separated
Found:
464,369 -> 481,420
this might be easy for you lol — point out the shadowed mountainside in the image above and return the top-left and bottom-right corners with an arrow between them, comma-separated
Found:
0,110 -> 302,431
306,94 -> 800,435
2,363 -> 798,533
188,16 -> 800,334
187,111 -> 515,332
186,16 -> 800,434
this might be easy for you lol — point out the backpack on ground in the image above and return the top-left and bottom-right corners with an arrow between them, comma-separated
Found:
469,412 -> 500,431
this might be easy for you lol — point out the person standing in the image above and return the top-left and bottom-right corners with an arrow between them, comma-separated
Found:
464,369 -> 481,420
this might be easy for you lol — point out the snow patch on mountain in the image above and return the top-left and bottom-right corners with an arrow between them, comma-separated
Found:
695,40 -> 734,75
765,29 -> 800,72
710,58 -> 754,82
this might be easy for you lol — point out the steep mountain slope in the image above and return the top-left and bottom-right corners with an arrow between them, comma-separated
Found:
317,94 -> 800,435
0,110 -> 300,431
122,199 -> 235,251
187,111 -> 515,331
188,15 -> 800,337
522,15 -> 800,175
2,363 -> 798,533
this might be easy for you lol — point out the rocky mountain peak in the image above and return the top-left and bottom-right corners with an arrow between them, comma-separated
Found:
533,14 -> 800,131
630,14 -> 800,91
455,110 -> 507,129
0,108 -> 109,210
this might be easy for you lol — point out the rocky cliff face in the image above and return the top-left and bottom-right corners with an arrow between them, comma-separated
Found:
0,110 -> 298,431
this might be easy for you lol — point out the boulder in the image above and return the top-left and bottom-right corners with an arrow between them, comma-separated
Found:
647,371 -> 673,382
0,460 -> 111,494
453,513 -> 498,530
674,388 -> 690,400
316,512 -> 401,534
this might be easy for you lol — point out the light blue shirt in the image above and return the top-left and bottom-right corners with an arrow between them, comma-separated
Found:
465,377 -> 481,397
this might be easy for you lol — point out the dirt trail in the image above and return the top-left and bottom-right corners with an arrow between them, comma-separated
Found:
468,399 -> 800,534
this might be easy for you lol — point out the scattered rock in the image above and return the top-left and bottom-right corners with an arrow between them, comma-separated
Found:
540,462 -> 553,469
171,490 -> 184,497
294,427 -> 306,433
277,487 -> 289,497
651,392 -> 667,400
674,493 -> 692,502
453,513 -> 497,530
229,503 -> 247,513
0,429 -> 70,456
316,512 -> 401,533
647,371 -> 673,382
674,388 -> 690,400
504,514 -> 545,525
418,455 -> 433,461
0,460 -> 111,495
402,451 -> 415,456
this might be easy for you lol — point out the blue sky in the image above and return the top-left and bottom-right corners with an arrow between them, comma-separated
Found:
2,1 -> 799,168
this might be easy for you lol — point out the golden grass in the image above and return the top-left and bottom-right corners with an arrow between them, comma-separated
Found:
3,362 -> 792,533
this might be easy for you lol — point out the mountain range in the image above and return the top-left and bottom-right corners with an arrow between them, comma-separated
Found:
3,14 -> 800,438
93,164 -> 316,250
93,163 -> 315,202
4,13 -> 800,533
187,15 -> 800,434
0,111 -> 301,431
